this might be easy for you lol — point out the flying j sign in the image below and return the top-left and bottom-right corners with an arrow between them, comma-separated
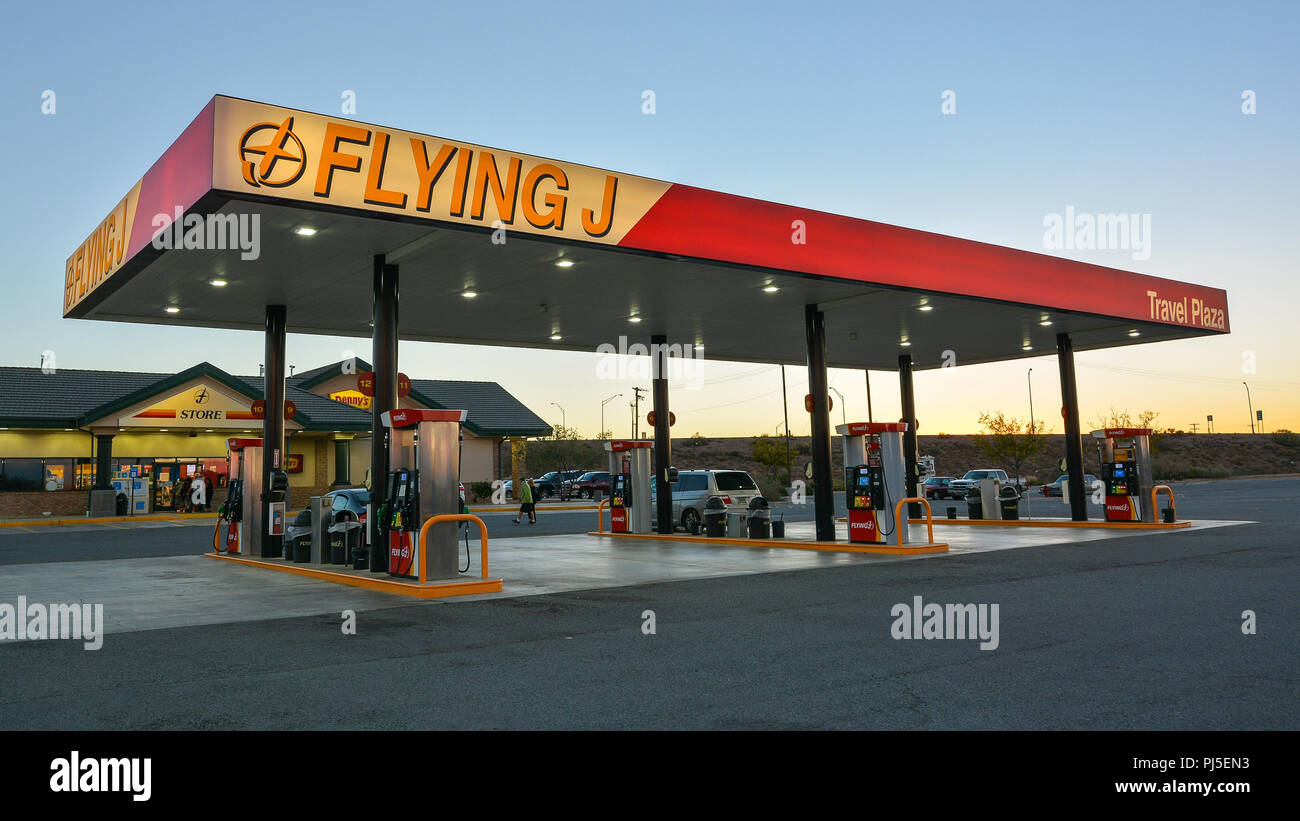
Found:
64,95 -> 1230,337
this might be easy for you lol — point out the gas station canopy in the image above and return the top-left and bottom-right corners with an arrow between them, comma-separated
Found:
64,95 -> 1230,369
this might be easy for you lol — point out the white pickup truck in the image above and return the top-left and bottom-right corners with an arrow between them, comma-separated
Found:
947,469 -> 1011,496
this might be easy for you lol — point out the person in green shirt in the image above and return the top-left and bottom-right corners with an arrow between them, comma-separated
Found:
512,478 -> 536,524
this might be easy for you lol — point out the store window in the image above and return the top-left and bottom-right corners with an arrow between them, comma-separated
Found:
0,458 -> 46,492
75,458 -> 96,490
43,459 -> 74,491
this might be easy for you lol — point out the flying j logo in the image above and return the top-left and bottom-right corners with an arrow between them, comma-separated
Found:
239,117 -> 307,187
212,98 -> 671,246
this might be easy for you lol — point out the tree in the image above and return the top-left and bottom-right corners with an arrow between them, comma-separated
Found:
530,426 -> 601,497
752,434 -> 785,478
974,411 -> 1046,485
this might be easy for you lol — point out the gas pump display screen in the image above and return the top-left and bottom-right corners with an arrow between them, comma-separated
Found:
393,472 -> 409,499
858,476 -> 871,486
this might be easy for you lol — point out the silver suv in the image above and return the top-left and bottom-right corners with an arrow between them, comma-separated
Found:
652,469 -> 762,531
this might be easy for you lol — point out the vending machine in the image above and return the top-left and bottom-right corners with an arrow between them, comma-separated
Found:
836,422 -> 909,544
604,440 -> 653,534
1092,428 -> 1154,523
380,409 -> 466,580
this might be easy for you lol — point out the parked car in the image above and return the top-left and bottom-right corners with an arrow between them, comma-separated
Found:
572,471 -> 611,499
1043,474 -> 1099,497
947,469 -> 1010,496
923,476 -> 956,499
651,469 -> 762,531
534,469 -> 589,499
284,488 -> 371,553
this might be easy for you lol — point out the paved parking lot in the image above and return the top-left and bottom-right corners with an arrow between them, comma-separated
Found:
0,477 -> 1292,729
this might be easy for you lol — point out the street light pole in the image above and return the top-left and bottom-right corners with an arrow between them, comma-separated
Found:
550,402 -> 566,433
1243,382 -> 1255,434
600,393 -> 622,441
1026,368 -> 1035,521
829,386 -> 846,427
1027,368 -> 1035,434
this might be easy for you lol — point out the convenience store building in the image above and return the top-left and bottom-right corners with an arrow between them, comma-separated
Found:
0,358 -> 549,517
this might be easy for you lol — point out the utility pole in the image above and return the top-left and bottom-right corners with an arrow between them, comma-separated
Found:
781,366 -> 792,485
1189,423 -> 1199,434
632,387 -> 646,439
1243,382 -> 1255,434
865,369 -> 874,422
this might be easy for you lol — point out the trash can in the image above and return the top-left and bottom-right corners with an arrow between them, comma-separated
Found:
1162,507 -> 1176,524
946,507 -> 957,520
771,515 -> 785,538
998,486 -> 1021,520
329,521 -> 362,564
115,492 -> 128,516
747,497 -> 771,539
966,489 -> 983,520
292,534 -> 311,563
703,496 -> 727,537
351,546 -> 369,570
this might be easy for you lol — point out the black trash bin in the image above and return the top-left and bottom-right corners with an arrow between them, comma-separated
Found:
747,497 -> 771,539
351,547 -> 369,570
771,514 -> 785,539
115,492 -> 128,516
998,485 -> 1021,520
292,534 -> 311,563
703,496 -> 727,537
966,489 -> 983,520
329,521 -> 362,564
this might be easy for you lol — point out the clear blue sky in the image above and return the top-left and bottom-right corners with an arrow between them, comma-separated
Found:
2,1 -> 1297,435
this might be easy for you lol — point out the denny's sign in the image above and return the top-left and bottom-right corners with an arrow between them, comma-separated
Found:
213,97 -> 670,247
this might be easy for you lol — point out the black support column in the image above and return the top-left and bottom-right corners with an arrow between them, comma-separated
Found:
370,256 -> 399,571
898,354 -> 921,517
1056,333 -> 1087,521
93,434 -> 114,490
262,304 -> 287,558
805,305 -> 835,541
651,334 -> 673,534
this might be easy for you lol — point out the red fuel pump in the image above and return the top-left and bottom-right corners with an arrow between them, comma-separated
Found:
846,438 -> 888,543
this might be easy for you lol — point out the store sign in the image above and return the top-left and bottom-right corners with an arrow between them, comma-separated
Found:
286,454 -> 304,474
124,383 -> 258,428
213,97 -> 670,247
63,182 -> 143,316
329,389 -> 372,410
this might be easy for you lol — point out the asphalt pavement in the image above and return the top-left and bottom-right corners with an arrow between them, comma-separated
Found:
0,477 -> 1294,729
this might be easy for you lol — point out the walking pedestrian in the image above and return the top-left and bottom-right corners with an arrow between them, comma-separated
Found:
512,477 -> 536,524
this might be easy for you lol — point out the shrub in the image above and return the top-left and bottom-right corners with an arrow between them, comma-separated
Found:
1271,430 -> 1300,448
469,481 -> 493,503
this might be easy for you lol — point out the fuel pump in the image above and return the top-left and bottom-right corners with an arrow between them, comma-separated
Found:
382,467 -> 419,575
215,438 -> 262,554
1092,428 -> 1154,522
605,440 -> 653,534
380,409 -> 467,580
836,422 -> 908,544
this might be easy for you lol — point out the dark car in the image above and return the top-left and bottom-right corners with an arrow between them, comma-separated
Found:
284,488 -> 371,553
572,471 -> 611,499
1043,474 -> 1099,497
923,476 -> 956,499
534,469 -> 588,499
